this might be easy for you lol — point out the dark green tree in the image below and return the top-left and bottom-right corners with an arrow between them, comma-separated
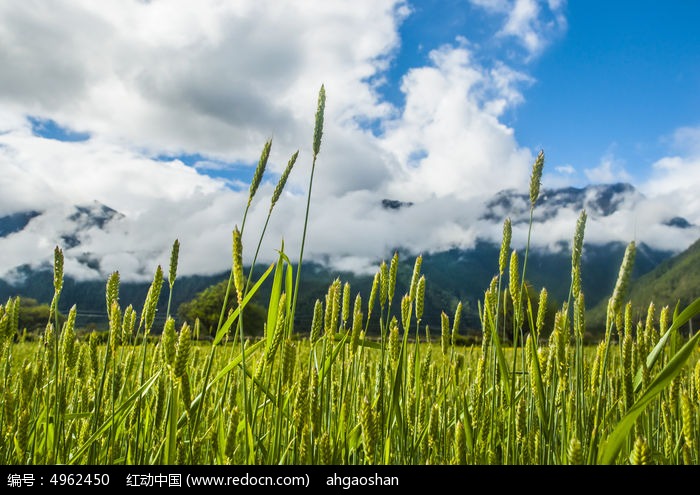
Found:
177,280 -> 266,338
499,283 -> 559,344
18,298 -> 61,333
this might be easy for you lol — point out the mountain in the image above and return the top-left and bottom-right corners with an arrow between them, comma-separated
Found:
60,202 -> 123,249
0,210 -> 41,237
482,182 -> 643,223
0,184 -> 693,335
0,239 -> 673,336
588,237 -> 700,329
0,201 -> 126,279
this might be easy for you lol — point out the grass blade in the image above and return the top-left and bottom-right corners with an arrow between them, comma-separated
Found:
599,328 -> 700,464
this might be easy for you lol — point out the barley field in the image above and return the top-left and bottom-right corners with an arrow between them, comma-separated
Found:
1,87 -> 699,465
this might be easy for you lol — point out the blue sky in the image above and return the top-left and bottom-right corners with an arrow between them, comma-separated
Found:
382,1 -> 700,186
515,1 -> 700,184
2,0 -> 700,280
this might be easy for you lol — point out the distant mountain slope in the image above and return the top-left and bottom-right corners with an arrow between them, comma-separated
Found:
0,239 -> 671,336
0,210 -> 41,237
586,238 -> 700,329
0,183 -> 690,335
625,238 -> 700,316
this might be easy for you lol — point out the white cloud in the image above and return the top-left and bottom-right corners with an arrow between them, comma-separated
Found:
584,153 -> 632,184
0,129 -> 223,217
8,0 -> 695,283
0,0 -> 405,163
638,126 -> 700,222
0,1 -> 547,282
469,0 -> 567,59
380,43 -> 534,201
0,0 -> 413,280
669,126 -> 700,156
542,163 -> 579,188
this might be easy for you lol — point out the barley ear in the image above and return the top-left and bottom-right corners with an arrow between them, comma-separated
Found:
509,250 -> 521,322
106,271 -> 120,319
53,246 -> 64,294
454,420 -> 467,465
536,287 -> 548,339
310,299 -> 323,343
567,437 -> 583,465
232,226 -> 245,306
388,251 -> 399,304
379,261 -> 388,308
266,293 -> 286,364
368,271 -> 380,321
174,322 -> 192,381
270,150 -> 299,211
108,301 -> 122,352
409,254 -> 423,302
499,218 -> 512,275
416,275 -> 426,321
451,301 -> 462,346
440,312 -> 450,356
121,304 -> 136,344
60,305 -> 77,369
630,437 -> 652,465
401,294 -> 411,333
360,396 -> 376,464
608,241 -> 636,327
50,246 -> 64,318
248,138 -> 272,207
141,265 -> 164,335
389,317 -> 400,363
341,282 -> 351,326
162,317 -> 177,370
169,239 -> 180,287
312,85 -> 326,158
681,392 -> 694,451
529,149 -> 545,206
571,210 -> 587,298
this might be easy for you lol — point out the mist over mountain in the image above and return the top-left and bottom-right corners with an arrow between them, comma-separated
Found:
2,182 -> 694,280
0,182 -> 690,332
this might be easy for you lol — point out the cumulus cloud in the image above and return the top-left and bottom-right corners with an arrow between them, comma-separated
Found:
639,125 -> 700,221
2,0 -> 697,285
469,0 -> 567,59
0,0 -> 404,163
0,0 -> 548,281
668,126 -> 700,156
380,42 -> 534,201
584,152 -> 632,184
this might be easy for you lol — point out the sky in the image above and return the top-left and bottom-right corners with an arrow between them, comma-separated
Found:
1,0 -> 700,281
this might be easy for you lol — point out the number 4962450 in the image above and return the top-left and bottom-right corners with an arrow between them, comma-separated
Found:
50,473 -> 110,486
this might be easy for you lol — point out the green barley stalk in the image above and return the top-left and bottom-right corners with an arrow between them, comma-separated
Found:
289,85 -> 325,338
499,218 -> 511,276
599,300 -> 700,464
215,138 -> 272,339
409,255 -> 423,302
106,271 -> 120,321
10,89 -> 700,468
165,239 -> 180,319
365,272 -> 380,334
132,265 -> 164,463
520,150 -> 544,300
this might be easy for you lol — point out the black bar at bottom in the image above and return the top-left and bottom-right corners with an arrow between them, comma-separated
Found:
0,464 -> 683,491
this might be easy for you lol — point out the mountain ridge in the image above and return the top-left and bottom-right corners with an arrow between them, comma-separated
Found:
0,182 -> 695,334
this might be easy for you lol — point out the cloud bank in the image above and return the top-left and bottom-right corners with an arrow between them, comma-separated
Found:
0,0 -> 699,281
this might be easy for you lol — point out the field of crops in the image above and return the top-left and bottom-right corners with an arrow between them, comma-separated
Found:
1,87 -> 699,465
